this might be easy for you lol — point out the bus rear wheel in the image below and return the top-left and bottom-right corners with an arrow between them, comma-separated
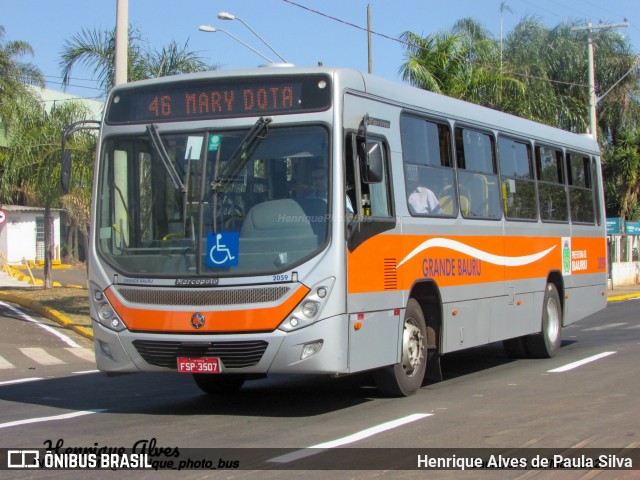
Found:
374,299 -> 427,397
526,283 -> 562,358
193,374 -> 246,394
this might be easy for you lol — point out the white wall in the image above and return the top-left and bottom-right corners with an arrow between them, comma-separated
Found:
0,210 -> 61,264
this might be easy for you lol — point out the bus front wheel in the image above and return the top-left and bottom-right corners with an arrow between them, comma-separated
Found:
374,299 -> 427,397
193,374 -> 246,394
526,283 -> 562,358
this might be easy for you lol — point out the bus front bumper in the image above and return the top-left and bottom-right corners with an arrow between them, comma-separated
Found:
92,314 -> 349,376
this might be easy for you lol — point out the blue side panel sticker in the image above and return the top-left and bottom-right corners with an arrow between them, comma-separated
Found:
206,232 -> 240,267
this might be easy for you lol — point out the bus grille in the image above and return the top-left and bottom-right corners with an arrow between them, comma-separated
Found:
116,286 -> 290,306
132,340 -> 269,369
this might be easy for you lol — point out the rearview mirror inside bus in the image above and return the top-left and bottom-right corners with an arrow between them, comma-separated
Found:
360,140 -> 383,183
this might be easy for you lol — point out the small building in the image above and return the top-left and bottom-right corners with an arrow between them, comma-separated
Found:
0,205 -> 61,264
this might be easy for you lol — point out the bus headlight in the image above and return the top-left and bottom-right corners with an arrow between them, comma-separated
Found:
90,282 -> 127,332
278,277 -> 335,332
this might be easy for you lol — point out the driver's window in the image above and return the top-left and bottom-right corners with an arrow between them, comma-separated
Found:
360,138 -> 391,217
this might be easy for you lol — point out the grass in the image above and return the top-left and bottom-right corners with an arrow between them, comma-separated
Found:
18,287 -> 91,327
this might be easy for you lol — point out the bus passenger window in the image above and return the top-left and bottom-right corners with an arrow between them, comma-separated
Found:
498,136 -> 537,220
400,115 -> 456,217
536,146 -> 568,223
567,152 -> 595,224
455,127 -> 501,219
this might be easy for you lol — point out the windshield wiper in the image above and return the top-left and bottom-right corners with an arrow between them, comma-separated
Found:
146,124 -> 186,193
210,116 -> 271,193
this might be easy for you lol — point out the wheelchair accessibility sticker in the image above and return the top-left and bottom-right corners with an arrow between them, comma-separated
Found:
206,232 -> 240,267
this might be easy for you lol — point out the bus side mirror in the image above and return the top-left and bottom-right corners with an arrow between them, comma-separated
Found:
60,119 -> 100,194
359,140 -> 383,184
60,151 -> 72,194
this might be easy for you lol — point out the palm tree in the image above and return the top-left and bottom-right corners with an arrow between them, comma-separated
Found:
398,30 -> 466,95
0,26 -> 45,205
399,20 -> 524,111
0,25 -> 44,126
59,26 -> 214,93
399,17 -> 640,221
3,100 -> 92,287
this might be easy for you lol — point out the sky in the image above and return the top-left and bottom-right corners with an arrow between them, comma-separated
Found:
3,0 -> 639,101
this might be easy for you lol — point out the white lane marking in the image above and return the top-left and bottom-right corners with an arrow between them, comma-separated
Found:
0,377 -> 43,386
0,409 -> 105,430
547,351 -> 616,373
0,354 -> 16,369
268,413 -> 432,464
0,301 -> 80,348
19,348 -> 65,366
65,347 -> 95,362
583,323 -> 627,331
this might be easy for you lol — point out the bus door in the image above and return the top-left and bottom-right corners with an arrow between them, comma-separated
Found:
343,105 -> 402,372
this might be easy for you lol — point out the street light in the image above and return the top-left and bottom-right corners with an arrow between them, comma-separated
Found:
217,11 -> 288,63
198,25 -> 274,64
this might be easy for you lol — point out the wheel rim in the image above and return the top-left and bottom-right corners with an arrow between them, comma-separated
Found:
401,318 -> 424,377
546,296 -> 560,344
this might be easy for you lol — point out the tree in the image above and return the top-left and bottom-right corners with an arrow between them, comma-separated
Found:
602,129 -> 640,221
0,26 -> 45,205
399,17 -> 640,221
399,19 -> 525,113
59,26 -> 214,93
60,126 -> 96,265
0,25 -> 44,127
3,100 -> 92,287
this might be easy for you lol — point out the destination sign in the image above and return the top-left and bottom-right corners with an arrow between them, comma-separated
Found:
106,74 -> 332,124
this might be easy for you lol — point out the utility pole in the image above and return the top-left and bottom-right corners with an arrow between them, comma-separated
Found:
114,0 -> 128,86
367,4 -> 372,74
571,21 -> 628,142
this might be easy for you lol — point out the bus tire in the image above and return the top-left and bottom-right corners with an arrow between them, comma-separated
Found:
526,283 -> 562,358
193,374 -> 245,394
374,299 -> 427,397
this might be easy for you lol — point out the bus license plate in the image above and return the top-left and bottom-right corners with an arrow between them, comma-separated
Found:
177,357 -> 220,374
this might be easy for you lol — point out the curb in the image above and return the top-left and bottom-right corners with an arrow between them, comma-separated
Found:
606,293 -> 640,302
0,291 -> 94,341
6,265 -> 87,290
7,266 -> 62,288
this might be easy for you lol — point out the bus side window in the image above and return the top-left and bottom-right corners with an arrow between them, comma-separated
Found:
498,136 -> 538,220
400,115 -> 456,217
455,127 -> 501,219
567,152 -> 595,224
359,139 -> 391,217
591,157 -> 602,225
536,146 -> 569,223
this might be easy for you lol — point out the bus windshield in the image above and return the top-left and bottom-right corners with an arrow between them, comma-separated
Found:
97,124 -> 330,277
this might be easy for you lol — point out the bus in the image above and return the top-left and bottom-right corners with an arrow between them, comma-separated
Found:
67,66 -> 607,397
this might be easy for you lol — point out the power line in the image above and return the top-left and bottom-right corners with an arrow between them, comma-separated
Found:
281,0 -> 405,46
281,0 -> 590,89
44,80 -> 104,92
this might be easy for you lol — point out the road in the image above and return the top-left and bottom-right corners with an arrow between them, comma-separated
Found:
0,299 -> 638,479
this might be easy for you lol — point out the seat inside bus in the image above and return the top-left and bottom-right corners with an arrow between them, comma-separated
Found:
239,199 -> 320,269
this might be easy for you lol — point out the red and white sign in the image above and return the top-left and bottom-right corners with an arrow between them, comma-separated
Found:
177,357 -> 220,374
0,209 -> 6,225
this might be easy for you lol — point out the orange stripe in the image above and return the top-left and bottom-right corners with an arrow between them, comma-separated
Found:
105,285 -> 309,333
348,234 -> 606,294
